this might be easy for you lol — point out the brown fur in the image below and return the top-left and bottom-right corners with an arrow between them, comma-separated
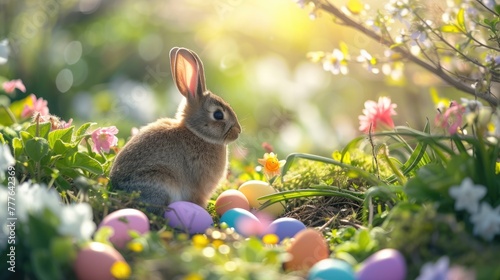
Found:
110,47 -> 241,214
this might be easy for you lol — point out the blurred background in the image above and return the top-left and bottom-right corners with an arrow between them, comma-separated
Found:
0,0 -> 469,157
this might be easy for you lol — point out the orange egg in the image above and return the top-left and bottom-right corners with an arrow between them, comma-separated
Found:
74,242 -> 126,280
283,229 -> 330,271
214,189 -> 250,216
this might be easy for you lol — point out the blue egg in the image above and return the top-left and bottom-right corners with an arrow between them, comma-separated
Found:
220,208 -> 260,234
308,259 -> 355,280
266,217 -> 306,241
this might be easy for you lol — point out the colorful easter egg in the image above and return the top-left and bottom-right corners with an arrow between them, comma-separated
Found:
308,258 -> 356,280
238,180 -> 285,217
266,217 -> 306,242
215,189 -> 250,216
357,249 -> 406,280
74,242 -> 127,280
164,201 -> 213,235
284,229 -> 329,271
98,208 -> 150,248
220,208 -> 261,236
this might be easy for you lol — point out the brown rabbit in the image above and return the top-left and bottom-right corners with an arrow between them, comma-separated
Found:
110,47 -> 241,214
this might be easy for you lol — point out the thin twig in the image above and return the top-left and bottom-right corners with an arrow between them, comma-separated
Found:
317,1 -> 498,106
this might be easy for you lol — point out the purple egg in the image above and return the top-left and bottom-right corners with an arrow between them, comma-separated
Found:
164,201 -> 213,234
265,217 -> 306,241
357,249 -> 407,280
98,208 -> 150,248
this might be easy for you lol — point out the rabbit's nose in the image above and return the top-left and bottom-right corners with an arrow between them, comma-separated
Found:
235,122 -> 242,134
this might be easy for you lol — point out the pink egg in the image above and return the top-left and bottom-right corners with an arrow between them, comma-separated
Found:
215,189 -> 250,216
74,242 -> 126,280
98,208 -> 150,248
357,249 -> 406,280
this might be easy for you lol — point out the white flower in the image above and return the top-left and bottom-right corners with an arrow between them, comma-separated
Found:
0,39 -> 9,65
448,178 -> 487,213
0,143 -> 15,171
295,0 -> 305,8
481,0 -> 496,9
357,49 -> 379,74
323,49 -> 348,75
470,202 -> 500,241
16,182 -> 61,222
416,256 -> 449,280
0,187 -> 8,250
58,203 -> 96,241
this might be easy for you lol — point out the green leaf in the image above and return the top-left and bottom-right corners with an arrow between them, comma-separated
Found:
55,176 -> 73,190
495,4 -> 500,15
12,137 -> 24,157
93,226 -> 114,246
441,24 -> 461,33
72,152 -> 104,174
457,8 -> 466,31
26,122 -> 51,139
339,41 -> 349,57
0,95 -> 33,126
53,139 -> 78,155
50,237 -> 76,264
75,122 -> 95,138
357,229 -> 371,250
48,126 -> 74,148
25,137 -> 50,162
259,186 -> 364,210
32,249 -> 63,280
20,130 -> 33,143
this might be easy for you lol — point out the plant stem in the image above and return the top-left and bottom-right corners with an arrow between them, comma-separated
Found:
317,1 -> 498,106
1,104 -> 17,124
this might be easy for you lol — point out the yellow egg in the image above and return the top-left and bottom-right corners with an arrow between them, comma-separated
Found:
238,180 -> 285,217
283,229 -> 329,271
215,189 -> 250,216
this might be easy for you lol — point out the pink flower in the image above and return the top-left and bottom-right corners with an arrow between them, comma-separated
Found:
21,94 -> 49,118
38,114 -> 73,130
91,126 -> 119,153
359,97 -> 397,133
2,79 -> 26,94
435,102 -> 465,135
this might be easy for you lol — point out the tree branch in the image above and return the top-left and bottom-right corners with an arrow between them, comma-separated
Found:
317,1 -> 498,106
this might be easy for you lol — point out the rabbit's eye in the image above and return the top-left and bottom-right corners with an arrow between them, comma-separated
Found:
213,110 -> 224,120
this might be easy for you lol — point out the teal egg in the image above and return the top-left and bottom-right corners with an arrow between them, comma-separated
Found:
308,259 -> 355,280
220,208 -> 259,232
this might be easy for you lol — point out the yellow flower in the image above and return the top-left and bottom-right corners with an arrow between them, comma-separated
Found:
262,233 -> 279,245
127,241 -> 143,252
212,239 -> 224,249
110,261 -> 131,279
184,272 -> 204,280
192,234 -> 209,248
258,152 -> 286,179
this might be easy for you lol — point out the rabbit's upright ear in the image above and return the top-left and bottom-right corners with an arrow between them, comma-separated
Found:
170,47 -> 207,100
